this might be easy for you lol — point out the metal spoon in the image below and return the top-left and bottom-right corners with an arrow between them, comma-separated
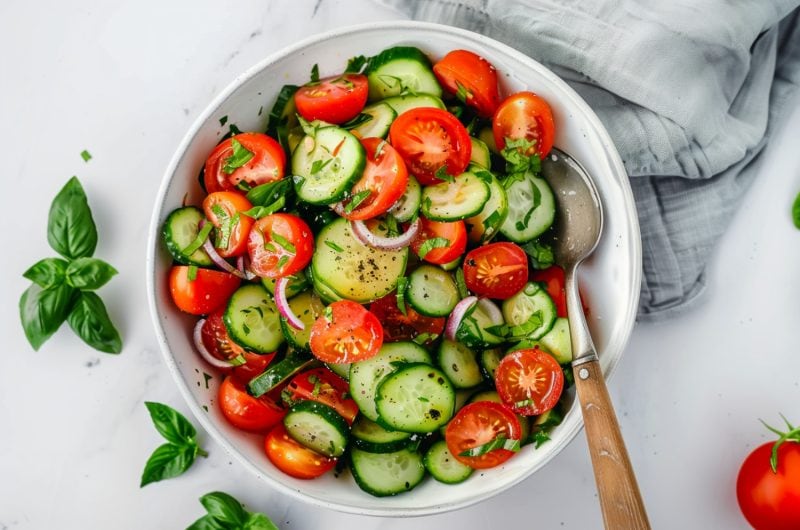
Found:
541,148 -> 651,530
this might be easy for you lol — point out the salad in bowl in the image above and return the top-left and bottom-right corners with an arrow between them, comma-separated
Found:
148,21 -> 639,516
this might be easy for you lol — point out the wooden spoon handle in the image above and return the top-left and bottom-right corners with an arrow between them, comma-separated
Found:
573,359 -> 651,530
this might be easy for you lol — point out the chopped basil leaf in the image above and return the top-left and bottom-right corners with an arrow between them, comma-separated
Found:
344,189 -> 372,214
458,435 -> 520,457
501,137 -> 541,176
275,255 -> 290,271
242,196 -> 286,219
413,332 -> 438,344
455,268 -> 469,298
187,265 -> 198,281
324,306 -> 333,322
219,116 -> 228,126
345,55 -> 368,73
385,214 -> 400,237
455,81 -> 471,104
308,374 -> 322,396
434,165 -> 455,183
523,239 -> 555,269
80,149 -> 92,162
324,240 -> 344,252
271,231 -> 296,254
514,398 -> 535,409
310,157 -> 333,175
310,63 -> 320,83
417,237 -> 450,259
222,139 -> 254,175
793,191 -> 800,229
181,222 -> 213,255
532,431 -> 551,449
246,178 -> 292,206
341,112 -> 373,130
396,277 -> 408,316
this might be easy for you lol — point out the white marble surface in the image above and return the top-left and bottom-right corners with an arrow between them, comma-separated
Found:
1,1 -> 799,528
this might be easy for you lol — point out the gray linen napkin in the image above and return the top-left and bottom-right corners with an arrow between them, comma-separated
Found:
379,0 -> 800,321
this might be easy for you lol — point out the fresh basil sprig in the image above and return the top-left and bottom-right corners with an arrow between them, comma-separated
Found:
19,177 -> 122,353
141,402 -> 208,487
186,491 -> 278,530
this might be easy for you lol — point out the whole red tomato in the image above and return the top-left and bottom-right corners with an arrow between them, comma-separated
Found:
736,421 -> 800,530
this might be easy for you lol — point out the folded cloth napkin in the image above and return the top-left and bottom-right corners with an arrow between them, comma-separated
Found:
379,0 -> 800,321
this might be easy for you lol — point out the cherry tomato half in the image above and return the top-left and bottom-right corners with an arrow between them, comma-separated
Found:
168,266 -> 240,315
309,300 -> 383,364
389,107 -> 472,185
218,375 -> 285,433
368,292 -> 445,344
247,213 -> 314,279
445,401 -> 522,469
204,132 -> 286,193
338,137 -> 408,221
294,73 -> 368,124
493,92 -> 555,158
433,49 -> 500,117
202,191 -> 254,258
410,217 -> 467,265
265,424 -> 336,479
737,440 -> 800,530
284,367 -> 359,424
463,242 -> 528,300
495,348 -> 564,416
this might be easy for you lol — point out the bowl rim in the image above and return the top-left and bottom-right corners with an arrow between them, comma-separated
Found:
146,20 -> 642,517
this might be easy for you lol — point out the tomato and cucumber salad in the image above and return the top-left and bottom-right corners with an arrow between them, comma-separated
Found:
161,44 -> 574,496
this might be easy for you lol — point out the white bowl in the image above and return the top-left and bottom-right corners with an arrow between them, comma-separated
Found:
146,21 -> 641,517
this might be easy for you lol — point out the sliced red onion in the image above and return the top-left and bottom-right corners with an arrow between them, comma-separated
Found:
445,296 -> 478,341
237,254 -> 258,280
193,319 -> 235,369
275,277 -> 304,330
331,202 -> 346,217
202,238 -> 246,279
351,217 -> 420,250
477,297 -> 503,323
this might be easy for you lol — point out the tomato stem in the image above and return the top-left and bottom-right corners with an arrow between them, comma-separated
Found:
760,415 -> 800,473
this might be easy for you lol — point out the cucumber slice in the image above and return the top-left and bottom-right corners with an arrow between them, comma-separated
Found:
350,447 -> 426,497
279,290 -> 324,350
390,174 -> 421,222
350,102 -> 397,139
292,126 -> 365,205
479,348 -> 504,380
247,350 -> 314,397
538,317 -> 573,364
421,170 -> 490,221
438,339 -> 483,389
406,265 -> 459,317
308,265 -> 345,304
161,206 -> 212,266
478,126 -> 499,154
467,388 -> 502,404
466,169 -> 509,244
381,93 -> 446,116
424,440 -> 473,484
325,362 -> 351,381
224,284 -> 285,353
312,218 -> 408,303
262,272 -> 310,299
456,300 -> 505,349
349,341 -> 432,422
266,84 -> 299,154
375,363 -> 455,433
469,137 -> 491,169
365,46 -> 442,100
500,172 -> 556,243
283,400 -> 349,457
352,417 -> 412,453
501,282 -> 557,340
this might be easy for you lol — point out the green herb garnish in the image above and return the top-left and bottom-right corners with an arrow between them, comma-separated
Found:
181,222 -> 213,256
186,491 -> 278,530
396,276 -> 408,316
434,165 -> 454,183
140,402 -> 208,487
344,189 -> 372,214
187,265 -> 198,281
458,435 -> 520,457
271,231 -> 296,254
324,240 -> 344,252
417,237 -> 450,259
222,139 -> 254,175
80,150 -> 92,162
19,177 -> 121,354
310,63 -> 320,83
345,55 -> 368,74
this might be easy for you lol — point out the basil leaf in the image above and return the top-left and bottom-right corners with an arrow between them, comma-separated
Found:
243,196 -> 285,219
417,237 -> 450,259
396,276 -> 408,316
532,430 -> 551,448
458,435 -> 520,457
199,492 -> 247,526
344,55 -> 368,74
139,442 -> 197,487
144,401 -> 197,445
67,291 -> 122,354
65,257 -> 118,290
47,176 -> 98,259
246,178 -> 292,207
522,239 -> 554,269
793,191 -> 800,229
23,257 -> 68,288
244,513 -> 279,530
19,283 -> 77,350
222,139 -> 254,175
343,189 -> 371,214
186,515 -> 226,530
310,63 -> 320,83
